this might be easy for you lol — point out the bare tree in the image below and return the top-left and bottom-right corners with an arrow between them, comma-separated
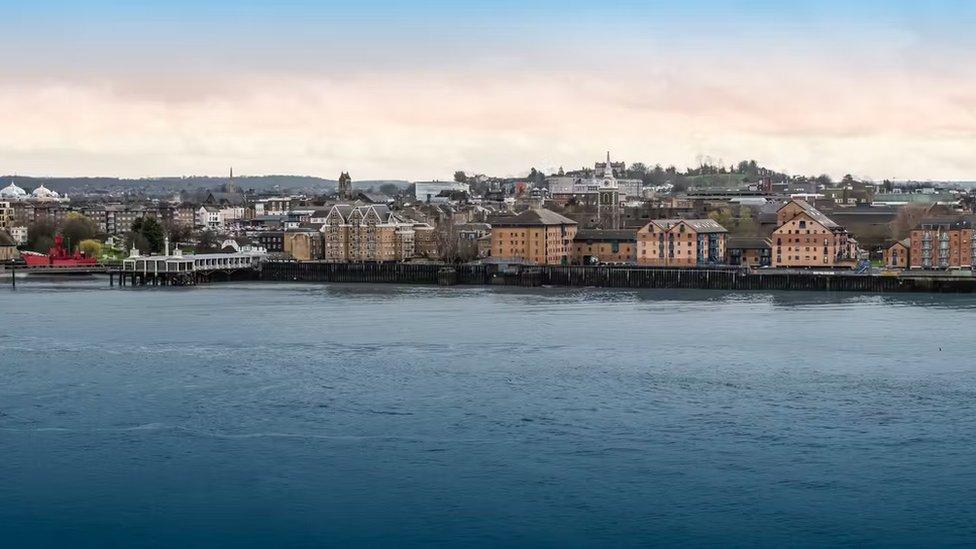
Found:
889,204 -> 931,240
436,216 -> 460,263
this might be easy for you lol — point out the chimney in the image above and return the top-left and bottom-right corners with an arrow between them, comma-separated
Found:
164,235 -> 170,256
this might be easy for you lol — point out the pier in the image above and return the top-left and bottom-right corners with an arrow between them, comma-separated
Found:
260,261 -> 976,293
115,251 -> 264,287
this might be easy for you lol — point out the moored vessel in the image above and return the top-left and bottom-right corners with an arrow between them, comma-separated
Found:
21,235 -> 98,268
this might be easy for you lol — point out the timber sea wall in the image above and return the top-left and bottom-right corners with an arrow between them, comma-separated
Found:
259,261 -> 976,293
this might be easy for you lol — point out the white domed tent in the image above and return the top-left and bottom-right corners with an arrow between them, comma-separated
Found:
0,182 -> 28,199
31,184 -> 61,200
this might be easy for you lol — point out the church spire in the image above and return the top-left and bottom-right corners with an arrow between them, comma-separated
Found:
603,151 -> 615,179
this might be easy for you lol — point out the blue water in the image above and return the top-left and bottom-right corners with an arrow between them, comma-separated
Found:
2,278 -> 976,547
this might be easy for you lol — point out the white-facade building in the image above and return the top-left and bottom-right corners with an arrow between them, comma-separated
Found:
547,155 -> 643,199
414,181 -> 470,203
196,206 -> 245,228
197,206 -> 222,228
9,226 -> 27,245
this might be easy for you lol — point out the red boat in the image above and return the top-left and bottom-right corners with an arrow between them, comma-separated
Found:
22,235 -> 99,268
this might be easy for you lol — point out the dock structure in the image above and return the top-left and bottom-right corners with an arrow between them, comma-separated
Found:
260,261 -> 976,294
115,250 -> 265,286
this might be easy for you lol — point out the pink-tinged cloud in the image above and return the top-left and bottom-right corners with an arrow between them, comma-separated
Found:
1,58 -> 975,180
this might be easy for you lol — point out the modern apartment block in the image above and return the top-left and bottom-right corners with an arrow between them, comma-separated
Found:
489,208 -> 578,265
909,216 -> 976,269
636,219 -> 727,266
771,200 -> 856,268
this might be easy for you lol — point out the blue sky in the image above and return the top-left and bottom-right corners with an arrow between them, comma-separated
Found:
1,0 -> 974,179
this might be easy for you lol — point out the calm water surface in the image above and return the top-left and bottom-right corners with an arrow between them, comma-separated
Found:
2,278 -> 976,547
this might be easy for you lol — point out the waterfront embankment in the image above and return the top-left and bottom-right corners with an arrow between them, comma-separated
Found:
259,261 -> 976,293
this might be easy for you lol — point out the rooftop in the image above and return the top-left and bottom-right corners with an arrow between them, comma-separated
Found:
491,208 -> 578,227
727,236 -> 772,250
783,199 -> 841,229
574,229 -> 637,242
647,218 -> 728,234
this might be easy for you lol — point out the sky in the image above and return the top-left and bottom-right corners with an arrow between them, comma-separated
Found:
1,0 -> 975,181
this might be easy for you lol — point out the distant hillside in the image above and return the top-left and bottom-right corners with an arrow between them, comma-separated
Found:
1,175 -> 411,196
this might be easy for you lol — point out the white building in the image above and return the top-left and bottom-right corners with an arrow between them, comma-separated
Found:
219,206 -> 245,223
254,196 -> 305,216
414,181 -> 470,203
547,154 -> 643,200
9,225 -> 27,245
197,206 -> 222,228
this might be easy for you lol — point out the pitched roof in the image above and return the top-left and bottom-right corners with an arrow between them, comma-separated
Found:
357,192 -> 392,204
727,236 -> 771,250
0,230 -> 15,246
491,208 -> 578,227
646,218 -> 728,234
206,191 -> 246,206
574,229 -> 637,242
916,214 -> 976,230
782,199 -> 840,229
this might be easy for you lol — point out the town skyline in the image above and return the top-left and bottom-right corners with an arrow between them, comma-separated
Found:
3,1 -> 975,181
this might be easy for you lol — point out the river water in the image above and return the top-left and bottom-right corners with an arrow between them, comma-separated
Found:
2,278 -> 975,547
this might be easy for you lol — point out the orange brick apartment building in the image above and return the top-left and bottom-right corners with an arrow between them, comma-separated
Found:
572,229 -> 637,265
909,216 -> 976,269
636,219 -> 728,266
771,200 -> 857,268
884,238 -> 910,269
490,208 -> 578,265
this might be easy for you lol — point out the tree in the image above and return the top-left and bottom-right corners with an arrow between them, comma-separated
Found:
528,168 -> 542,184
890,204 -> 931,240
436,217 -> 460,263
26,220 -> 57,252
164,220 -> 193,244
453,171 -> 468,183
378,183 -> 400,196
708,210 -> 734,231
735,207 -> 758,236
140,217 -> 165,253
125,230 -> 150,255
195,230 -> 221,253
78,239 -> 103,258
61,213 -> 97,252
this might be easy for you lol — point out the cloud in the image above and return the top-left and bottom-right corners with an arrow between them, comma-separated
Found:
0,58 -> 975,180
